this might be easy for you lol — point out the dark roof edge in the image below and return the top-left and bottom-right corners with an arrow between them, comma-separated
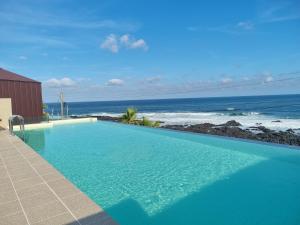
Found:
0,68 -> 41,83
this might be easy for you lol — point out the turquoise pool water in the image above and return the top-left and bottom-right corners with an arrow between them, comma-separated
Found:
22,121 -> 300,225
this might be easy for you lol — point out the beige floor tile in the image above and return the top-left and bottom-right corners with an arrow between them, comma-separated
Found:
0,212 -> 29,225
20,187 -> 58,210
4,157 -> 26,166
62,194 -> 106,224
14,142 -> 28,148
48,179 -> 80,198
0,200 -> 22,217
0,177 -> 11,186
0,190 -> 17,204
25,200 -> 68,224
0,168 -> 8,178
14,176 -> 44,191
6,165 -> 32,175
17,183 -> 50,199
27,156 -> 48,165
32,163 -> 57,176
0,150 -> 20,159
20,150 -> 39,159
10,170 -> 39,183
0,144 -> 13,151
18,146 -> 37,153
42,171 -> 65,182
0,181 -> 14,193
32,212 -> 79,225
62,193 -> 101,213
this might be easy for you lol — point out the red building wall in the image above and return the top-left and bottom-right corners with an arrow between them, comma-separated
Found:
0,80 -> 43,122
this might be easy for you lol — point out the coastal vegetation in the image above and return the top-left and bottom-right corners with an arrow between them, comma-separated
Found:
121,108 -> 137,124
121,108 -> 160,127
42,103 -> 50,121
139,116 -> 160,127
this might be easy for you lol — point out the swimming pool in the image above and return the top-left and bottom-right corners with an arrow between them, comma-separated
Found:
22,121 -> 300,225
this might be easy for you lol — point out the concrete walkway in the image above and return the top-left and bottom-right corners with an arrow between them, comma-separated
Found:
0,130 -> 117,225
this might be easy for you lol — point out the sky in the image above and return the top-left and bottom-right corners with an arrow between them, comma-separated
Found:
0,0 -> 300,102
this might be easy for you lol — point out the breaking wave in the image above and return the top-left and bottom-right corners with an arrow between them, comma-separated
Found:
89,111 -> 300,131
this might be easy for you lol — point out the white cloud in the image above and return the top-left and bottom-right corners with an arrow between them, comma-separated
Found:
100,34 -> 119,53
44,77 -> 76,88
221,78 -> 233,84
261,71 -> 274,84
18,55 -> 27,60
237,21 -> 254,30
101,34 -> 148,53
106,78 -> 124,86
121,34 -> 148,50
264,76 -> 273,83
129,39 -> 148,50
120,34 -> 130,44
145,76 -> 161,83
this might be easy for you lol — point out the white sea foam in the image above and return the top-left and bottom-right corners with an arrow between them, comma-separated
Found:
90,112 -> 123,117
89,111 -> 300,131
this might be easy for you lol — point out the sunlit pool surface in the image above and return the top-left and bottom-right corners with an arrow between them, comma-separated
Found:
21,121 -> 300,225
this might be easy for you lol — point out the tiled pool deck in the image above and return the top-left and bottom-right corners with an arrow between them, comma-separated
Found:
0,130 -> 117,225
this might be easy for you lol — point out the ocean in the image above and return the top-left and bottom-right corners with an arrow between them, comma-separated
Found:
46,94 -> 300,131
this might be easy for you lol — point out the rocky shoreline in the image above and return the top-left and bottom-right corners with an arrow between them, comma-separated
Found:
162,121 -> 300,147
73,115 -> 300,147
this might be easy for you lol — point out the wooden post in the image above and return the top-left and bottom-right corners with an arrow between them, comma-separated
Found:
60,91 -> 64,119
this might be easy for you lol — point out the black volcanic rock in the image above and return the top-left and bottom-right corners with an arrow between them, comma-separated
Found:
162,122 -> 300,147
93,115 -> 121,122
257,126 -> 272,133
220,120 -> 241,127
86,114 -> 300,147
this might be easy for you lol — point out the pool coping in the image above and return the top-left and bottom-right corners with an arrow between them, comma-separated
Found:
13,117 -> 97,131
0,129 -> 117,225
93,120 -> 300,151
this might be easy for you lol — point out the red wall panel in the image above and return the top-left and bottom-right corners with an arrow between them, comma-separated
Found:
0,80 -> 43,122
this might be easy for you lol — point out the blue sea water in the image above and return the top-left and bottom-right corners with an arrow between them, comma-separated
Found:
46,94 -> 300,131
23,121 -> 300,225
47,94 -> 300,119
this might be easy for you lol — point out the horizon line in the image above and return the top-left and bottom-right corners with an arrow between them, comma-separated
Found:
45,93 -> 300,104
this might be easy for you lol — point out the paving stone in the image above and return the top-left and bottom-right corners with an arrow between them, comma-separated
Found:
0,150 -> 20,159
62,193 -> 101,213
48,179 -> 81,198
32,163 -> 57,176
13,176 -> 44,191
0,212 -> 29,225
20,188 -> 58,210
0,200 -> 22,217
10,170 -> 39,183
31,212 -> 79,225
0,167 -> 8,178
0,190 -> 17,204
17,183 -> 50,199
42,171 -> 65,182
25,200 -> 68,224
0,180 -> 14,193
